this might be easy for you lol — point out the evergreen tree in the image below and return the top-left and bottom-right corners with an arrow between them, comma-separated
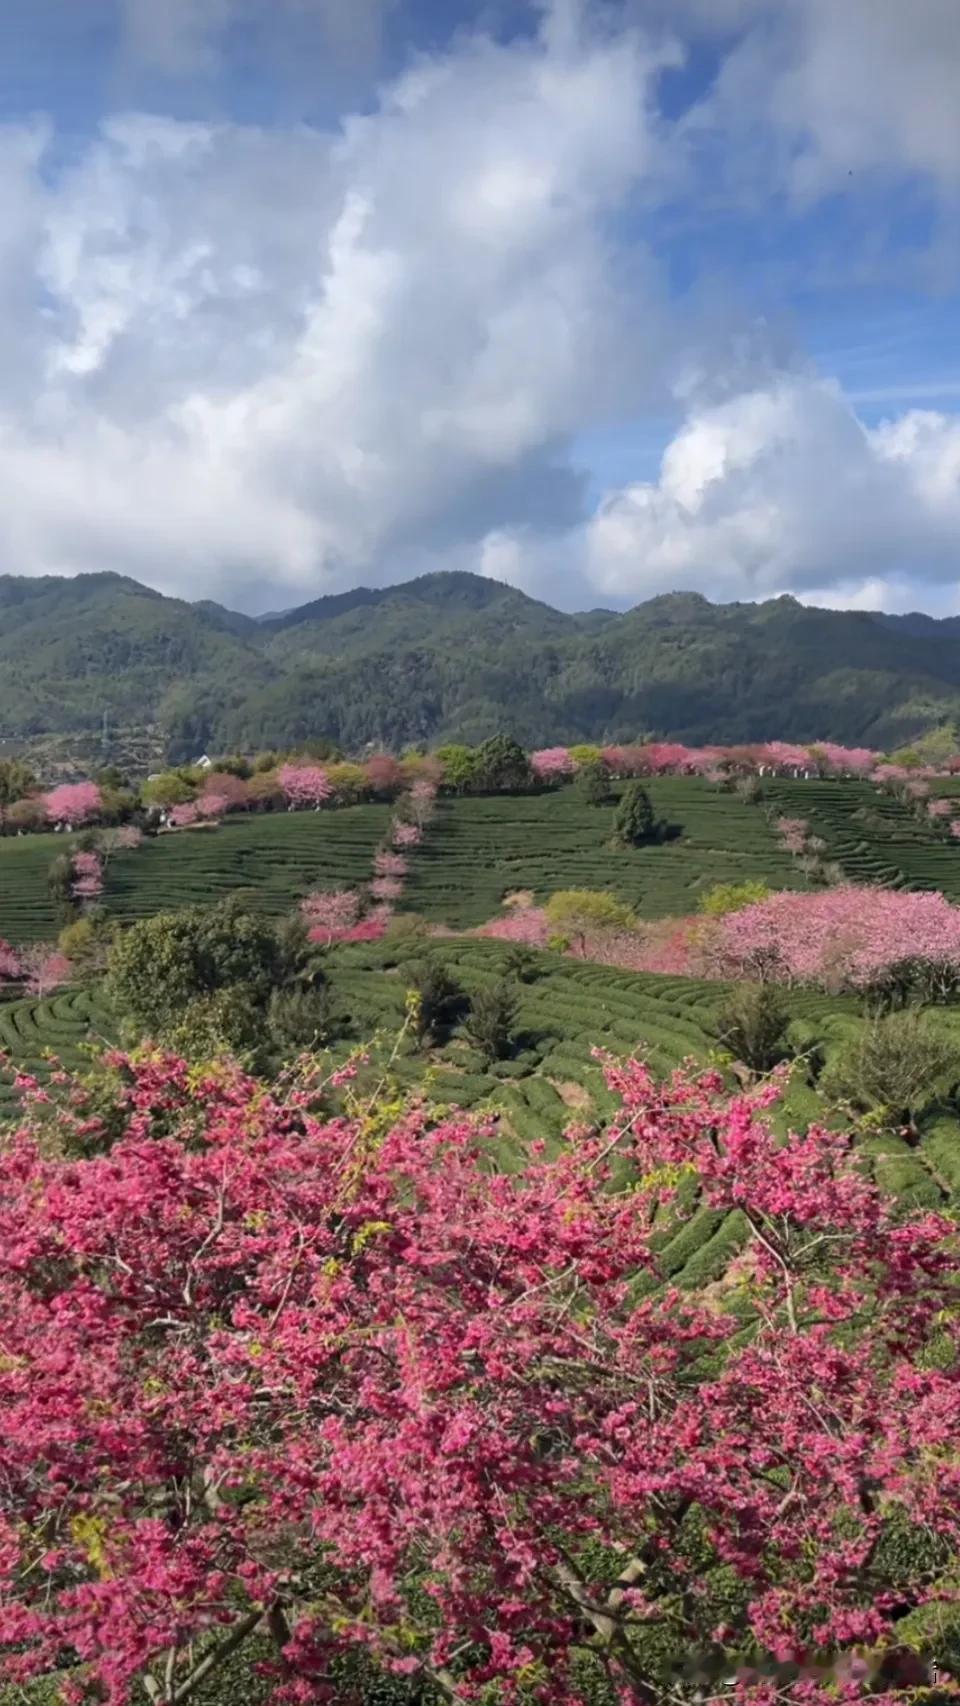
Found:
614,781 -> 659,846
576,759 -> 612,807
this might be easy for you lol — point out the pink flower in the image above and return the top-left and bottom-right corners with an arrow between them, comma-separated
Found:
70,850 -> 104,902
42,782 -> 102,828
530,747 -> 574,781
370,876 -> 403,902
0,1047 -> 954,1702
20,946 -> 71,996
168,802 -> 200,828
300,889 -> 362,945
392,822 -> 421,849
374,851 -> 407,879
277,764 -> 333,810
0,939 -> 22,981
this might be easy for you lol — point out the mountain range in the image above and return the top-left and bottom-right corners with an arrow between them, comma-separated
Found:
0,569 -> 958,763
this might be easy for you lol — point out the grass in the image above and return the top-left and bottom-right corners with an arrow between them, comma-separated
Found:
0,831 -> 84,943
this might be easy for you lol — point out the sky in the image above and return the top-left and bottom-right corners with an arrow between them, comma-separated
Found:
1,0 -> 960,616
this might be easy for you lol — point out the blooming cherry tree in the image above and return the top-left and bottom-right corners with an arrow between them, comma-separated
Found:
42,781 -> 102,828
530,746 -> 574,781
19,944 -> 71,996
0,1054 -> 957,1702
299,887 -> 362,945
277,764 -> 333,811
70,849 -> 104,902
0,939 -> 22,982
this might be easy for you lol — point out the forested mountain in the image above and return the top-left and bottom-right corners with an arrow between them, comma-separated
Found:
3,569 -> 960,760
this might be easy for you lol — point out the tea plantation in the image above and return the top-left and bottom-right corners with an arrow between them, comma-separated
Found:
4,932 -> 956,1284
766,777 -> 960,896
1,776 -> 960,1277
4,780 -> 960,948
402,780 -> 808,926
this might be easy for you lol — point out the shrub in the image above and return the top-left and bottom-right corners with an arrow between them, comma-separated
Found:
544,889 -> 638,956
266,984 -> 337,1056
821,1011 -> 958,1135
463,978 -> 519,1063
472,734 -> 530,793
699,880 -> 771,918
502,944 -> 540,983
713,983 -> 791,1074
105,898 -> 287,1041
47,851 -> 76,923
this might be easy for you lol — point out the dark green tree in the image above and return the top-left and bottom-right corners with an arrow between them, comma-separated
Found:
463,979 -> 519,1063
404,957 -> 466,1047
47,851 -> 77,924
502,944 -> 540,984
472,735 -> 530,793
106,897 -> 287,1042
713,984 -> 791,1075
576,759 -> 612,807
266,984 -> 337,1056
614,781 -> 659,847
0,758 -> 36,810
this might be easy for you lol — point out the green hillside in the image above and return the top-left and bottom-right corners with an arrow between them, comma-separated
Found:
1,941 -> 954,1226
4,570 -> 960,762
4,778 -> 960,948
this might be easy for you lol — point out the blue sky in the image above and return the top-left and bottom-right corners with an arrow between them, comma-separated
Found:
0,0 -> 958,614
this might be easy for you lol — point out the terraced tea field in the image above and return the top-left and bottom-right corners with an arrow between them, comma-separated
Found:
403,781 -> 807,926
0,986 -> 114,1108
3,781 -> 960,950
765,778 -> 960,897
2,937 -> 958,1287
0,831 -> 85,943
102,807 -> 392,927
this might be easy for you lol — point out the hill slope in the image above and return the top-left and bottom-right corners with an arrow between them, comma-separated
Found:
2,570 -> 960,759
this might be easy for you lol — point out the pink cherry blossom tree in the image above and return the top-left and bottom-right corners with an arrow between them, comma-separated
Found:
19,944 -> 72,996
0,1052 -> 958,1702
530,746 -> 574,781
42,781 -> 102,829
277,764 -> 333,811
70,849 -> 104,903
0,939 -> 22,982
299,888 -> 363,945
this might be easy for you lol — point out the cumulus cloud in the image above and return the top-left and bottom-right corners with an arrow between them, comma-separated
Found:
2,0 -> 960,615
490,376 -> 960,612
0,3 -> 682,607
702,0 -> 960,196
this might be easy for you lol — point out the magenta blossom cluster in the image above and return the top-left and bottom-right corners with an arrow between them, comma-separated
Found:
277,763 -> 333,810
0,1050 -> 957,1703
714,885 -> 960,994
42,781 -> 102,829
70,849 -> 104,902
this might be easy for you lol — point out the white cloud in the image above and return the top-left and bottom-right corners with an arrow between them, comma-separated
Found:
703,0 -> 960,196
2,0 -> 959,616
117,0 -> 396,76
496,376 -> 960,611
0,5 -> 682,607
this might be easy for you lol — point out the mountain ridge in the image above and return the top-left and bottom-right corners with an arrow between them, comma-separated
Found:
1,569 -> 958,761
